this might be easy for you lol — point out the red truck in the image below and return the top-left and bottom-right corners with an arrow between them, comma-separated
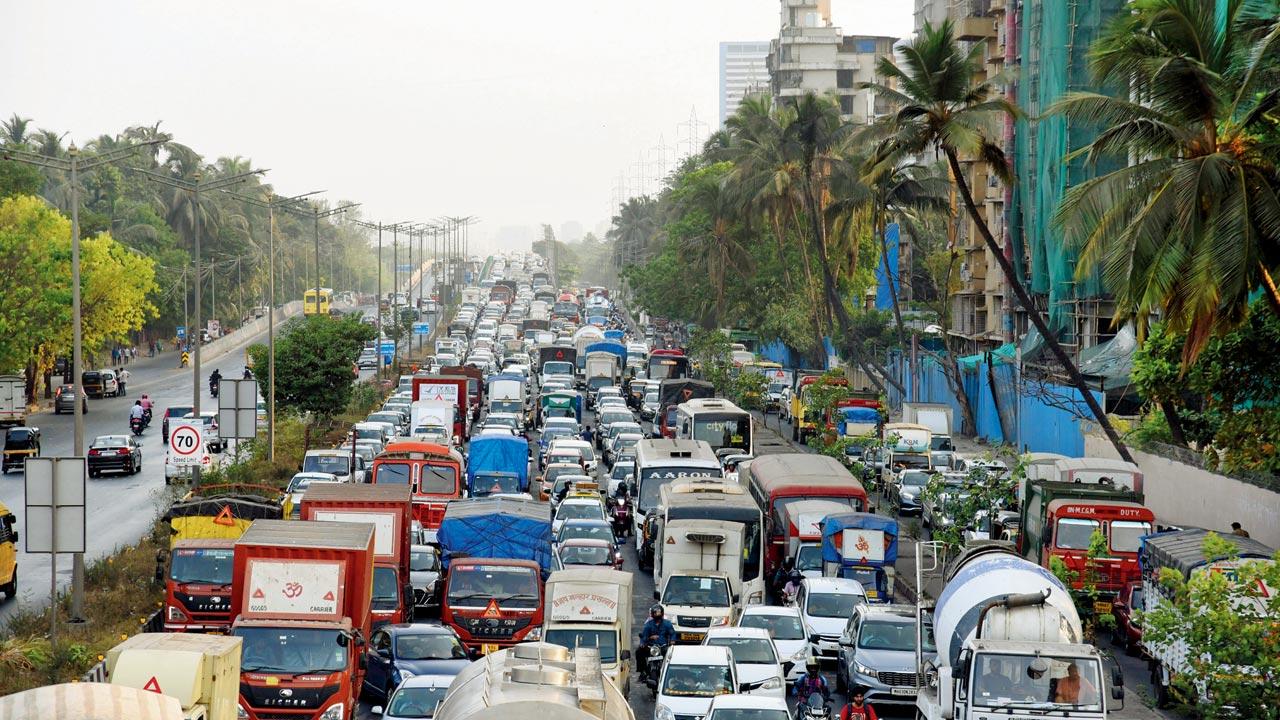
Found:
412,376 -> 469,441
231,519 -> 374,720
369,441 -> 465,532
300,483 -> 413,630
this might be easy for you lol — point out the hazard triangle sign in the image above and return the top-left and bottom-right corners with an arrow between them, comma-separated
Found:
483,599 -> 502,618
143,676 -> 163,694
213,505 -> 236,526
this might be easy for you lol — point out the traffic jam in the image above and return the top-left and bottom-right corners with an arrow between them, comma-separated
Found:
64,251 -> 1271,720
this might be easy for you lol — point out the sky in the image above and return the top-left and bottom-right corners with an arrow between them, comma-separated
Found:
2,0 -> 913,252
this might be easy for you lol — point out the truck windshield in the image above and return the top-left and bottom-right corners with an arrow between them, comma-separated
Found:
931,436 -> 953,451
971,653 -> 1103,710
373,566 -> 400,611
421,465 -> 459,495
303,455 -> 349,476
1055,518 -> 1101,550
491,400 -> 522,415
544,361 -> 573,376
893,454 -> 932,470
661,663 -> 733,697
1109,520 -> 1152,553
473,474 -> 522,497
373,462 -> 412,485
544,629 -> 617,663
234,626 -> 348,674
796,545 -> 823,573
447,565 -> 540,610
663,576 -> 730,607
857,618 -> 935,652
739,613 -> 805,640
169,547 -> 233,585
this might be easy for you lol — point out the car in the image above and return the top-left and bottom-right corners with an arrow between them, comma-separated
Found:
362,623 -> 470,702
302,449 -> 367,483
87,435 -> 142,477
81,369 -> 118,398
552,497 -> 608,535
1110,580 -> 1145,657
601,421 -> 643,454
605,432 -> 644,468
703,626 -> 788,699
889,470 -> 933,515
705,694 -> 792,720
655,645 -> 741,720
53,384 -> 87,414
369,411 -> 408,436
538,463 -> 588,502
549,438 -> 597,474
553,538 -> 621,570
283,472 -> 341,519
357,350 -> 380,369
412,425 -> 452,445
641,391 -> 659,420
163,443 -> 214,484
659,570 -> 736,645
161,405 -> 195,444
483,412 -> 524,434
352,421 -> 392,446
339,442 -> 378,467
796,577 -> 867,661
374,673 -> 454,720
554,518 -> 616,548
835,604 -> 935,707
545,449 -> 587,475
181,411 -> 224,453
255,400 -> 267,429
921,473 -> 969,530
738,605 -> 811,681
537,426 -> 578,467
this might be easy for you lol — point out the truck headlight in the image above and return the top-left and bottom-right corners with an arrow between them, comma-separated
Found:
166,604 -> 189,622
318,704 -> 345,720
237,704 -> 249,720
527,626 -> 543,641
656,704 -> 676,720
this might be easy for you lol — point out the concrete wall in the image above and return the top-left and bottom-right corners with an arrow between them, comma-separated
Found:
1084,433 -> 1280,549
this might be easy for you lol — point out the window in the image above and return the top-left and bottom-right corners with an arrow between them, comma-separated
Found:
1055,518 -> 1100,550
837,70 -> 855,88
1109,520 -> 1152,554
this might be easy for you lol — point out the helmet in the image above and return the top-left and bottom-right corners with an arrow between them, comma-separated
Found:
805,657 -> 819,673
649,604 -> 664,618
141,394 -> 149,399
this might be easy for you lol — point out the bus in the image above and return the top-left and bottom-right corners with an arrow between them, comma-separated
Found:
630,439 -> 722,546
743,453 -> 869,579
369,441 -> 465,532
674,398 -> 754,458
303,287 -> 332,315
656,480 -> 765,605
647,349 -> 690,382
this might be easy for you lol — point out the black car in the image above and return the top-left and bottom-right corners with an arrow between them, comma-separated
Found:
87,435 -> 142,477
162,405 -> 195,444
53,384 -> 87,414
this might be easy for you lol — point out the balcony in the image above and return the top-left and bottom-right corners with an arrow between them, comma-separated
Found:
957,15 -> 997,40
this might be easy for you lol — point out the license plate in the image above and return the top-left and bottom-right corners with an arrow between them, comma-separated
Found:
1093,601 -> 1113,615
891,688 -> 916,696
481,644 -> 499,655
679,632 -> 704,642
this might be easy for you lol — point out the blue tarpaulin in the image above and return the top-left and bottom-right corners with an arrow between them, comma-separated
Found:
838,407 -> 881,437
821,513 -> 899,566
875,223 -> 900,312
604,330 -> 625,341
584,341 -> 627,364
437,497 -> 552,575
466,436 -> 530,492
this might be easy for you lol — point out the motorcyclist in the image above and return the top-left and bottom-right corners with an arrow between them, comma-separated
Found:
129,400 -> 146,423
792,658 -> 830,701
242,367 -> 253,379
636,604 -> 675,669
772,557 -> 796,601
209,369 -> 222,396
784,569 -> 805,603
139,393 -> 153,413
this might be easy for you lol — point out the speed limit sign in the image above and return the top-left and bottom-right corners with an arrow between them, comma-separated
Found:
169,424 -> 204,467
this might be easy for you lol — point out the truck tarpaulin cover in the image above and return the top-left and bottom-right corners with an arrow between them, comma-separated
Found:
466,436 -> 530,487
1140,528 -> 1275,579
584,342 -> 627,363
658,379 -> 714,409
821,513 -> 898,565
839,407 -> 880,433
437,497 -> 552,575
604,330 -> 625,341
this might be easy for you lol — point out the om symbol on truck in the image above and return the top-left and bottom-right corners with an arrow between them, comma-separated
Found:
283,582 -> 304,599
855,535 -> 871,553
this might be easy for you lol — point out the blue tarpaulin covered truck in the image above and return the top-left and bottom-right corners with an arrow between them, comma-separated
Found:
436,497 -> 552,575
821,512 -> 899,602
465,435 -> 530,497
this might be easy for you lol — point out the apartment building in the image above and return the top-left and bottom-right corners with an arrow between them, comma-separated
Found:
719,41 -> 772,126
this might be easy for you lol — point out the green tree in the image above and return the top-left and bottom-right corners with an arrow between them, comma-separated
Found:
0,160 -> 43,200
863,20 -> 1134,463
1052,0 -> 1280,364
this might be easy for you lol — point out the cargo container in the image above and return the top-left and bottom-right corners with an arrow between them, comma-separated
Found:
411,376 -> 469,440
0,683 -> 184,720
231,520 -> 375,720
300,483 -> 413,629
106,632 -> 242,720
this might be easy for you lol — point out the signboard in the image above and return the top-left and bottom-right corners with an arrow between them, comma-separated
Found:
244,558 -> 344,619
841,528 -> 886,563
314,510 -> 397,559
176,326 -> 186,340
218,378 -> 259,440
168,423 -> 206,467
397,264 -> 413,272
24,457 -> 86,554
415,382 -> 460,405
412,322 -> 431,336
548,582 -> 620,623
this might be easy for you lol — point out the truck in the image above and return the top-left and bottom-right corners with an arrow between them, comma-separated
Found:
299,483 -> 414,630
542,568 -> 635,695
539,345 -> 577,374
573,327 -> 606,372
1023,457 -> 1144,499
584,351 -> 621,394
916,541 -> 1121,720
437,497 -> 552,655
412,375 -> 469,440
231,520 -> 375,720
0,684 -> 185,720
656,378 -> 714,438
881,422 -> 933,488
540,390 -> 583,426
161,484 -> 284,633
105,632 -> 242,720
1139,528 -> 1275,708
777,499 -> 853,578
410,400 -> 453,436
466,435 -> 532,497
1017,480 -> 1153,604
0,374 -> 25,428
902,402 -> 955,467
487,373 -> 527,422
441,365 -> 485,421
819,512 -> 898,602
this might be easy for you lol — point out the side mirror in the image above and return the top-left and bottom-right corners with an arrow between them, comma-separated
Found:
359,654 -> 368,670
371,706 -> 384,716
732,594 -> 740,604
10,532 -> 17,544
1111,666 -> 1124,687
653,590 -> 660,600
782,661 -> 795,676
620,649 -> 631,661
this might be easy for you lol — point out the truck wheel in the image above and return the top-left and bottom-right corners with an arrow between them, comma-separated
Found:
1152,664 -> 1171,708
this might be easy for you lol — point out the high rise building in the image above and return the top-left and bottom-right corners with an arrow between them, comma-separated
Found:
719,41 -> 772,125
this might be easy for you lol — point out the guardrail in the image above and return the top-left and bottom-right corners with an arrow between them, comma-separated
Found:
79,609 -> 163,683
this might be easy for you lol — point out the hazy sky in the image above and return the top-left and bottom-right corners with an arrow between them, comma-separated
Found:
3,1 -> 912,250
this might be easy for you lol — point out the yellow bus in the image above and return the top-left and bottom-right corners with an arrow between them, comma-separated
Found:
303,287 -> 332,315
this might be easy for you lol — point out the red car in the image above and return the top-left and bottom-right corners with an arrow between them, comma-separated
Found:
161,405 -> 194,444
1111,580 -> 1145,656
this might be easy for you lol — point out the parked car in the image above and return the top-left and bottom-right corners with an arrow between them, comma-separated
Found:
53,384 -> 87,414
161,405 -> 195,444
835,603 -> 935,708
362,623 -> 470,702
87,434 -> 142,477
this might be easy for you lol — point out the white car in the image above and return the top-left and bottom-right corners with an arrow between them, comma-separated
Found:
548,438 -> 597,474
551,496 -> 607,536
374,673 -> 454,720
658,570 -> 736,645
796,577 -> 867,661
655,645 -> 740,720
738,605 -> 811,681
283,472 -> 341,519
703,627 -> 787,699
706,693 -> 791,720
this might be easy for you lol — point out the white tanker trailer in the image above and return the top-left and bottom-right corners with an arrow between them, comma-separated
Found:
917,542 -> 1124,720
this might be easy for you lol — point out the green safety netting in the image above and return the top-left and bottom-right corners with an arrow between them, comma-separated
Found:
957,342 -> 1017,371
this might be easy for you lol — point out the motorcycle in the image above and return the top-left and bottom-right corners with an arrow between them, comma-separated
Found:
130,415 -> 145,436
800,693 -> 831,720
209,380 -> 220,399
142,407 -> 153,428
642,643 -> 667,695
609,496 -> 631,538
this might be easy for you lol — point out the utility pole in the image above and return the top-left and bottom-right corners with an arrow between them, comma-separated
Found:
3,136 -> 168,624
351,219 -> 386,378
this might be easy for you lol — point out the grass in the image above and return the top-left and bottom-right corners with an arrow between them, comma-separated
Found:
0,520 -> 168,695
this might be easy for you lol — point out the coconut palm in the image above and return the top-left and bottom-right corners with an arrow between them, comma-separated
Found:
1,114 -> 32,147
863,19 -> 1135,462
1050,0 -> 1280,364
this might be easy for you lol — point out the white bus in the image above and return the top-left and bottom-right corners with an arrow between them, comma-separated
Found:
675,398 -> 754,458
656,480 -> 765,605
631,439 -> 722,547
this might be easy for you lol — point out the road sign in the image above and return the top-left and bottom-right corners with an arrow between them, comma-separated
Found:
176,326 -> 186,340
397,264 -> 413,272
412,322 -> 431,336
24,457 -> 86,554
169,423 -> 205,467
218,378 -> 259,440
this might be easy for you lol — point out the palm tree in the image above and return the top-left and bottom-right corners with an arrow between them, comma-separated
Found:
1050,0 -> 1280,364
863,19 -> 1135,462
1,114 -> 32,147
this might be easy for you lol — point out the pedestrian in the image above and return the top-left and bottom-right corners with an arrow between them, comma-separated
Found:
839,688 -> 879,720
111,347 -> 119,365
117,367 -> 130,396
1231,522 -> 1250,538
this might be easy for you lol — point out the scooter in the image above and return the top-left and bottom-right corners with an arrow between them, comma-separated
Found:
130,416 -> 145,436
643,643 -> 667,696
209,380 -> 220,399
609,495 -> 631,538
142,407 -> 153,428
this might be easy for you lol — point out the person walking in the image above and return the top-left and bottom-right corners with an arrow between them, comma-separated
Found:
117,367 -> 130,396
839,688 -> 879,720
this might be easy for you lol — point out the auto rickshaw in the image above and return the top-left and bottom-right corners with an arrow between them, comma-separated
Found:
1,426 -> 41,473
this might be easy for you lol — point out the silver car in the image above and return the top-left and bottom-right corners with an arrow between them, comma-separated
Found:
409,544 -> 442,614
835,604 -> 936,708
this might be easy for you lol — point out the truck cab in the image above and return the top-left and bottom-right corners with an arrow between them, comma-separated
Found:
166,538 -> 235,632
442,557 -> 545,655
0,503 -> 16,600
657,570 -> 736,644
543,568 -> 634,695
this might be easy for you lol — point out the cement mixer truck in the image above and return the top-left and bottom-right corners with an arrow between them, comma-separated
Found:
916,542 -> 1124,720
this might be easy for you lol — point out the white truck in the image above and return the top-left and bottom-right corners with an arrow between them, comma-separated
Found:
411,400 -> 454,435
584,351 -> 621,392
543,568 -> 635,695
106,632 -> 242,720
902,402 -> 954,468
0,374 -> 25,428
917,542 -> 1122,720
